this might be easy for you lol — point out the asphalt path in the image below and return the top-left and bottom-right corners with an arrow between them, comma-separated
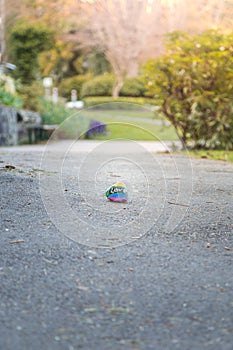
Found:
0,141 -> 232,350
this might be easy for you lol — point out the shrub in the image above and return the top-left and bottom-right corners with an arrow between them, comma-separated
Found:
37,99 -> 71,125
37,98 -> 90,139
80,74 -> 115,98
120,77 -> 146,97
143,30 -> 233,150
18,81 -> 44,111
58,74 -> 91,100
0,74 -> 22,108
0,74 -> 16,95
0,89 -> 22,108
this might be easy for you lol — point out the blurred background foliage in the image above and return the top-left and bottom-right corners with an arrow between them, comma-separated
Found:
0,0 -> 233,149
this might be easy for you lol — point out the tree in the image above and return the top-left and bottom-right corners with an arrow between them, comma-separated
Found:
5,0 -> 89,82
9,20 -> 54,83
38,41 -> 74,83
1,0 -> 28,63
143,30 -> 233,149
71,0 -> 233,97
184,0 -> 233,31
0,0 -> 6,63
76,0 -> 167,97
4,0 -> 233,96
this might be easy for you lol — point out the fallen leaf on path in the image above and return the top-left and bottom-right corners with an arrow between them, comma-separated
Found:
9,239 -> 25,244
84,308 -> 98,313
77,285 -> 90,291
42,257 -> 58,265
5,165 -> 16,169
56,328 -> 71,333
168,201 -> 189,207
206,243 -> 214,248
109,308 -> 130,314
224,246 -> 232,251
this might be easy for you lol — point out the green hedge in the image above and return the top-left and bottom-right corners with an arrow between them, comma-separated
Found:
80,75 -> 148,98
81,74 -> 115,98
58,74 -> 91,100
120,77 -> 146,97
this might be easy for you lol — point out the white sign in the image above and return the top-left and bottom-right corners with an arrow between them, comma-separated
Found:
71,89 -> 77,102
43,77 -> 53,88
52,87 -> 58,103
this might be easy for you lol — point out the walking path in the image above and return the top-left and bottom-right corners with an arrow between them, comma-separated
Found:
0,142 -> 232,350
0,139 -> 182,154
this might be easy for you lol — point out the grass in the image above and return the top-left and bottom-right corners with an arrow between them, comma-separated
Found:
75,109 -> 178,141
187,150 -> 233,163
91,122 -> 178,141
40,101 -> 177,141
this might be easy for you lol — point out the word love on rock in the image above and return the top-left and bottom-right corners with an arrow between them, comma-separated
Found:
105,182 -> 128,203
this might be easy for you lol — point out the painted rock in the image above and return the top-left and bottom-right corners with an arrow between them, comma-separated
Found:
105,182 -> 128,202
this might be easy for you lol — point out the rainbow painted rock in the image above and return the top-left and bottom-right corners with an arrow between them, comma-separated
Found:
105,182 -> 128,202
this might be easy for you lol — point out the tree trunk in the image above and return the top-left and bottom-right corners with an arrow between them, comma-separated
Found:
0,0 -> 6,63
112,75 -> 124,98
111,59 -> 139,97
126,60 -> 139,78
